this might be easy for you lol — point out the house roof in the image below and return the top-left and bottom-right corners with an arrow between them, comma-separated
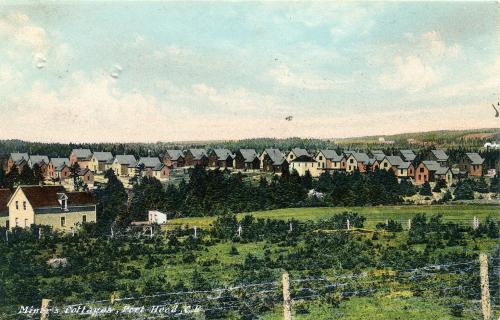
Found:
188,149 -> 207,160
291,155 -> 316,163
289,148 -> 309,158
350,152 -> 370,163
465,153 -> 484,165
211,148 -> 235,160
422,161 -> 450,174
29,155 -> 49,167
385,156 -> 405,167
77,168 -> 92,176
238,149 -> 258,163
431,149 -> 448,161
10,185 -> 95,208
165,150 -> 184,161
318,149 -> 342,161
10,153 -> 29,165
398,162 -> 412,169
373,154 -> 386,161
370,150 -> 385,156
72,149 -> 92,160
93,152 -> 114,163
263,148 -> 286,165
138,157 -> 163,170
400,149 -> 416,161
50,158 -> 70,171
114,155 -> 137,167
0,189 -> 12,216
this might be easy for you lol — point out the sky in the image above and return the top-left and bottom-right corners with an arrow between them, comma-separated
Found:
0,1 -> 498,143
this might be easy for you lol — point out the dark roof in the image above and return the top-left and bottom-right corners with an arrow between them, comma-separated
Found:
318,149 -> 342,161
10,153 -> 29,165
50,158 -> 70,171
210,148 -> 235,160
292,155 -> 316,163
138,157 -> 163,170
370,150 -> 385,157
263,148 -> 286,165
400,149 -> 416,161
93,152 -> 114,163
114,155 -> 137,167
348,152 -> 369,163
373,154 -> 386,161
72,149 -> 92,160
77,168 -> 92,176
289,148 -> 309,158
16,186 -> 95,208
0,189 -> 12,216
431,150 -> 448,161
29,155 -> 49,167
422,161 -> 449,174
465,153 -> 484,165
237,149 -> 258,163
188,149 -> 207,160
385,156 -> 405,167
165,150 -> 184,161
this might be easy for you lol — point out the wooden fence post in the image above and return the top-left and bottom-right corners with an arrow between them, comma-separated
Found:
282,272 -> 292,320
346,219 -> 350,230
40,298 -> 51,320
407,219 -> 411,230
479,253 -> 491,320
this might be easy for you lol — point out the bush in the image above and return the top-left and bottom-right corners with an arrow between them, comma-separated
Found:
419,182 -> 433,196
376,219 -> 403,232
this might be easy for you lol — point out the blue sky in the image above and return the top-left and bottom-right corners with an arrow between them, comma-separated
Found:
0,1 -> 498,142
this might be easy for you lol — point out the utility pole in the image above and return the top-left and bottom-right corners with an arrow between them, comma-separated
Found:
479,253 -> 491,320
282,272 -> 292,320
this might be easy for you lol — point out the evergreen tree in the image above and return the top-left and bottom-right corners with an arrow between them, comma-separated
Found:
96,169 -> 128,225
419,182 -> 433,196
475,176 -> 489,194
32,164 -> 44,185
454,180 -> 474,200
490,174 -> 499,193
432,179 -> 447,192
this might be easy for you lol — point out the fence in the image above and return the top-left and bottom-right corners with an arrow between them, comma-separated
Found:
3,254 -> 497,320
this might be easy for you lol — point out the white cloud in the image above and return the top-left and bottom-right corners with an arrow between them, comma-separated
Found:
378,31 -> 462,93
269,65 -> 350,90
378,55 -> 440,93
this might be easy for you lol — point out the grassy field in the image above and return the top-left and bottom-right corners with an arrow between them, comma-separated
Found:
166,204 -> 499,230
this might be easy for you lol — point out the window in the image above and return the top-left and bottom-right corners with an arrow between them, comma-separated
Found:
82,215 -> 87,223
350,159 -> 354,164
384,163 -> 388,168
15,201 -> 18,210
420,168 -> 425,173
290,154 -> 294,159
400,169 -> 404,175
23,201 -> 26,210
60,217 -> 66,227
319,156 -> 323,160
15,218 -> 19,227
418,174 -> 421,180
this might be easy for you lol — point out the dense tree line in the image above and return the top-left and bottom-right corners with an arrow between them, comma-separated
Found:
114,167 -> 414,221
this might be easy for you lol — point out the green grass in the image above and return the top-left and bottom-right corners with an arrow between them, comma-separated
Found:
166,205 -> 499,230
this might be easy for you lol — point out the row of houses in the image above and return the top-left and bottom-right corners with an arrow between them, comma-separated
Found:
0,185 -> 96,231
5,148 -> 486,185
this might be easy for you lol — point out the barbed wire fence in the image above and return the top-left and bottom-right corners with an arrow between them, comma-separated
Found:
2,255 -> 497,320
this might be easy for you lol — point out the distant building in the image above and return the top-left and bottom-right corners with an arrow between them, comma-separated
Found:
7,153 -> 29,173
77,168 -> 94,185
344,152 -> 370,172
207,149 -> 235,168
162,150 -> 185,168
233,149 -> 260,170
47,158 -> 71,180
28,155 -> 50,177
286,148 -> 310,163
112,155 -> 137,177
289,154 -> 319,177
399,150 -> 416,162
315,149 -> 343,171
138,157 -> 169,179
69,149 -> 93,169
429,150 -> 449,165
90,152 -> 114,174
7,185 -> 96,231
184,149 -> 208,167
458,153 -> 484,177
484,141 -> 499,149
415,161 -> 452,185
260,148 -> 288,173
